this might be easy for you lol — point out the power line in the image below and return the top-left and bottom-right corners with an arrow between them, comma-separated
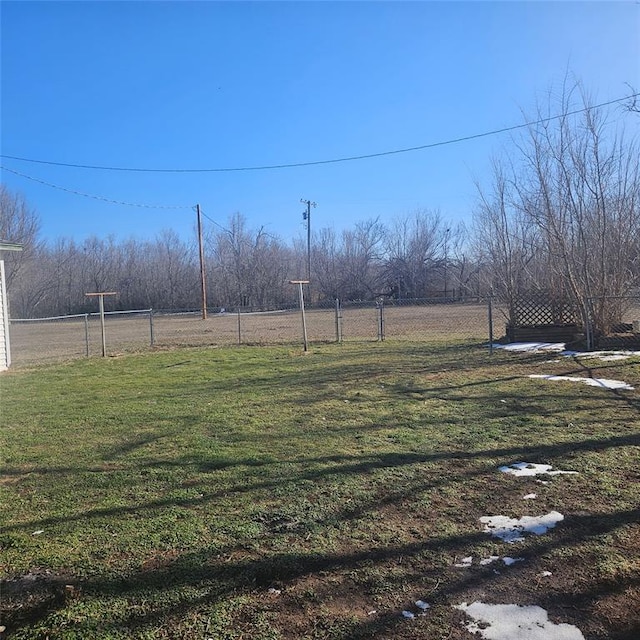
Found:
2,93 -> 638,174
0,165 -> 192,209
199,208 -> 278,240
199,208 -> 231,234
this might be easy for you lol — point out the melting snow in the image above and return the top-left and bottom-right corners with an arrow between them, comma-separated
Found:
496,344 -> 640,361
494,342 -> 566,353
523,493 -> 537,499
529,374 -> 634,390
400,600 -> 431,619
480,512 -> 564,543
455,556 -> 473,567
499,462 -> 577,477
455,602 -> 585,640
455,555 -> 525,567
562,350 -> 640,361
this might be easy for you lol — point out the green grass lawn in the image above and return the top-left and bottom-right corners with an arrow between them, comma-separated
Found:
1,342 -> 638,639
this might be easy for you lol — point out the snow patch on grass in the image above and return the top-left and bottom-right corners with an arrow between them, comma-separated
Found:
455,555 -> 524,567
455,602 -> 585,639
480,512 -> 564,543
493,342 -> 566,353
499,462 -> 577,477
454,556 -> 473,567
562,350 -> 640,361
494,343 -> 640,361
529,374 -> 634,390
400,600 -> 431,619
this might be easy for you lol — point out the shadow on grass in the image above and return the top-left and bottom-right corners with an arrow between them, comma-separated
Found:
2,430 -> 639,536
5,507 -> 638,639
2,429 -> 639,536
2,340 -> 638,637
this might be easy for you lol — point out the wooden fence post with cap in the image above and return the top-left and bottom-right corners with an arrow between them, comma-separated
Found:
85,292 -> 118,357
290,280 -> 310,352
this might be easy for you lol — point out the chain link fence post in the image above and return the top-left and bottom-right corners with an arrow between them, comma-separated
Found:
488,296 -> 494,355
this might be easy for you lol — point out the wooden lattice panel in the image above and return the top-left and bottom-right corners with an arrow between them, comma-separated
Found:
511,295 -> 578,326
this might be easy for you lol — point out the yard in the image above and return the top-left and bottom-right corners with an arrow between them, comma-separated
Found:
0,341 -> 638,639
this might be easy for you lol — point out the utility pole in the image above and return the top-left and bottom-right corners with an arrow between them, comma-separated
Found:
196,204 -> 207,319
300,199 -> 316,283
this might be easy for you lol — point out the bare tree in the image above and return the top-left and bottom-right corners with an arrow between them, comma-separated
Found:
340,218 -> 385,300
311,227 -> 342,301
474,81 -> 640,336
472,160 -> 538,303
383,209 -> 448,298
0,185 -> 42,290
515,84 -> 640,333
208,213 -> 293,309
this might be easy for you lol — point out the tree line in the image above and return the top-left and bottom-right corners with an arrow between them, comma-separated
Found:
1,192 -> 467,318
2,84 -> 639,335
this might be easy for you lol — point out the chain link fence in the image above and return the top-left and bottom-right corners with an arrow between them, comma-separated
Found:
9,298 -> 498,365
11,295 -> 638,367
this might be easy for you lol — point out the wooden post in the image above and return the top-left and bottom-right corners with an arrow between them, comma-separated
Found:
85,292 -> 117,357
84,313 -> 90,357
149,308 -> 155,347
377,299 -> 385,341
290,280 -> 310,352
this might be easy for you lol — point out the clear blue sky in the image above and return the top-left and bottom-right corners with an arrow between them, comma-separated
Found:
1,1 -> 639,245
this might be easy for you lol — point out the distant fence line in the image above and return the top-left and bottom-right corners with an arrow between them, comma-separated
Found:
9,298 -> 497,365
9,295 -> 639,366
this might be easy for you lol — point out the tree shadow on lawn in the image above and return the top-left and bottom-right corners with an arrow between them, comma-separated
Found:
563,358 -> 640,414
2,429 -> 639,536
5,507 -> 638,639
158,344 -> 538,400
536,572 -> 640,640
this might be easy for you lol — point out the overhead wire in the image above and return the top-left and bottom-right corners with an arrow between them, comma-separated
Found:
1,93 -> 638,174
0,165 -> 193,209
2,92 -> 637,210
199,208 -> 231,234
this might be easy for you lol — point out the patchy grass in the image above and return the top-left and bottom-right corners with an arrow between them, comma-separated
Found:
1,342 -> 638,639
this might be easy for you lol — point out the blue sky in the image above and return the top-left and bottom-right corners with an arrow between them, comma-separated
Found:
1,1 -> 639,245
